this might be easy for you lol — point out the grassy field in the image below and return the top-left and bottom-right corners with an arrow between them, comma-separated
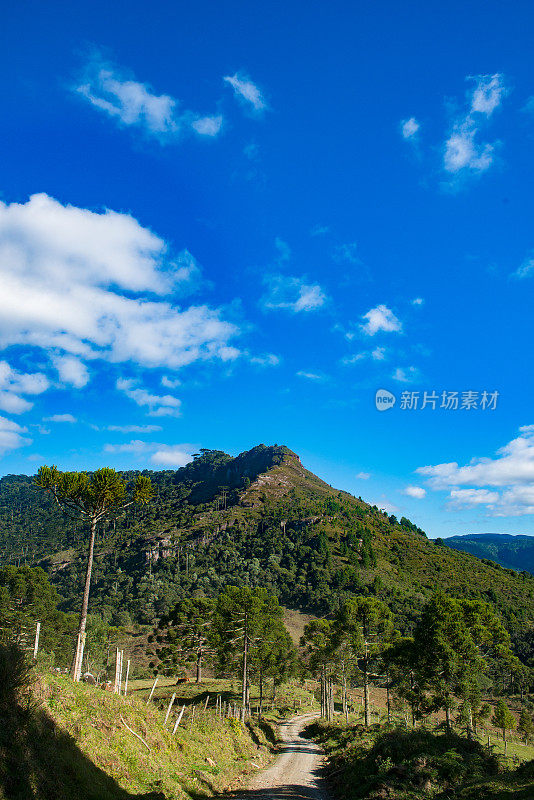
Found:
128,675 -> 318,718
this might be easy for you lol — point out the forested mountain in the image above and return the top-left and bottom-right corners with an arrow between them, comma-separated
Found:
444,533 -> 534,574
2,444 -> 534,655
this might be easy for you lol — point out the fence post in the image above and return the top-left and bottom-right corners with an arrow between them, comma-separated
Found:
147,677 -> 158,703
33,622 -> 41,660
164,693 -> 176,725
113,649 -> 120,693
124,659 -> 130,696
118,650 -> 124,695
172,705 -> 185,733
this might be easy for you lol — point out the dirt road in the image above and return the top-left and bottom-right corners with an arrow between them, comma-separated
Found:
240,714 -> 326,800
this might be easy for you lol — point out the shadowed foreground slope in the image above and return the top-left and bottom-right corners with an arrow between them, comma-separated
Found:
0,645 -> 273,800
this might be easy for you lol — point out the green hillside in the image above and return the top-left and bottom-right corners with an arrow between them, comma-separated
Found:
2,444 -> 534,659
445,534 -> 534,574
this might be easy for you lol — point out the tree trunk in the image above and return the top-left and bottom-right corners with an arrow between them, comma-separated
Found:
386,670 -> 391,724
363,655 -> 370,727
241,617 -> 248,723
258,671 -> 263,719
445,703 -> 451,732
71,513 -> 97,681
196,644 -> 202,683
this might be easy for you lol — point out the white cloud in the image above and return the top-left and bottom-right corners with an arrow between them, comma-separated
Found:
223,73 -> 267,112
0,361 -> 49,414
356,471 -> 370,480
76,55 -> 223,140
44,413 -> 77,423
105,439 -> 193,467
0,393 -> 32,414
107,424 -> 162,433
105,439 -> 153,454
0,194 -> 240,374
0,416 -> 31,455
412,297 -> 425,306
392,366 -> 420,383
53,355 -> 89,388
513,254 -> 534,280
361,304 -> 402,336
443,119 -> 494,174
296,370 -> 327,381
470,74 -> 507,115
341,353 -> 366,365
190,115 -> 223,136
404,485 -> 426,499
401,117 -> 420,139
447,488 -> 500,508
342,346 -> 387,365
417,425 -> 534,516
262,275 -> 327,313
250,353 -> 281,367
372,346 -> 387,361
117,378 -> 181,417
161,375 -> 181,389
443,74 -> 506,176
151,445 -> 194,467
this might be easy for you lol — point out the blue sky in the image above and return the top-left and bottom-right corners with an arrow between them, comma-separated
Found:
1,0 -> 534,538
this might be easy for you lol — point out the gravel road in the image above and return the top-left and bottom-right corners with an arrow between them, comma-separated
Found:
238,714 -> 326,800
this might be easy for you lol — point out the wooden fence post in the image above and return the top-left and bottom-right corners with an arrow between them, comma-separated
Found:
147,677 -> 158,703
164,693 -> 176,725
33,622 -> 41,660
113,649 -> 120,693
124,659 -> 130,696
172,705 -> 185,733
118,650 -> 124,695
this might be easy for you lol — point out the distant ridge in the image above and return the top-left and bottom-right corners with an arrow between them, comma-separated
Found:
444,533 -> 534,574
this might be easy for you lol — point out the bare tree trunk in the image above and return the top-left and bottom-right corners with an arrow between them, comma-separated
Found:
71,513 -> 97,681
196,643 -> 202,683
258,671 -> 263,720
241,617 -> 248,723
386,670 -> 391,724
363,655 -> 370,727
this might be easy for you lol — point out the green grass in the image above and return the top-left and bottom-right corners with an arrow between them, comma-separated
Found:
128,676 -> 318,719
0,671 -> 276,800
305,718 -> 534,800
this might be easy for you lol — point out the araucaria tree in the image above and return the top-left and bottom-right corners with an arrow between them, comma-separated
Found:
337,597 -> 392,727
158,597 -> 215,683
35,466 -> 153,681
212,585 -> 293,722
492,699 -> 517,749
408,594 -> 516,732
300,618 -> 337,721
